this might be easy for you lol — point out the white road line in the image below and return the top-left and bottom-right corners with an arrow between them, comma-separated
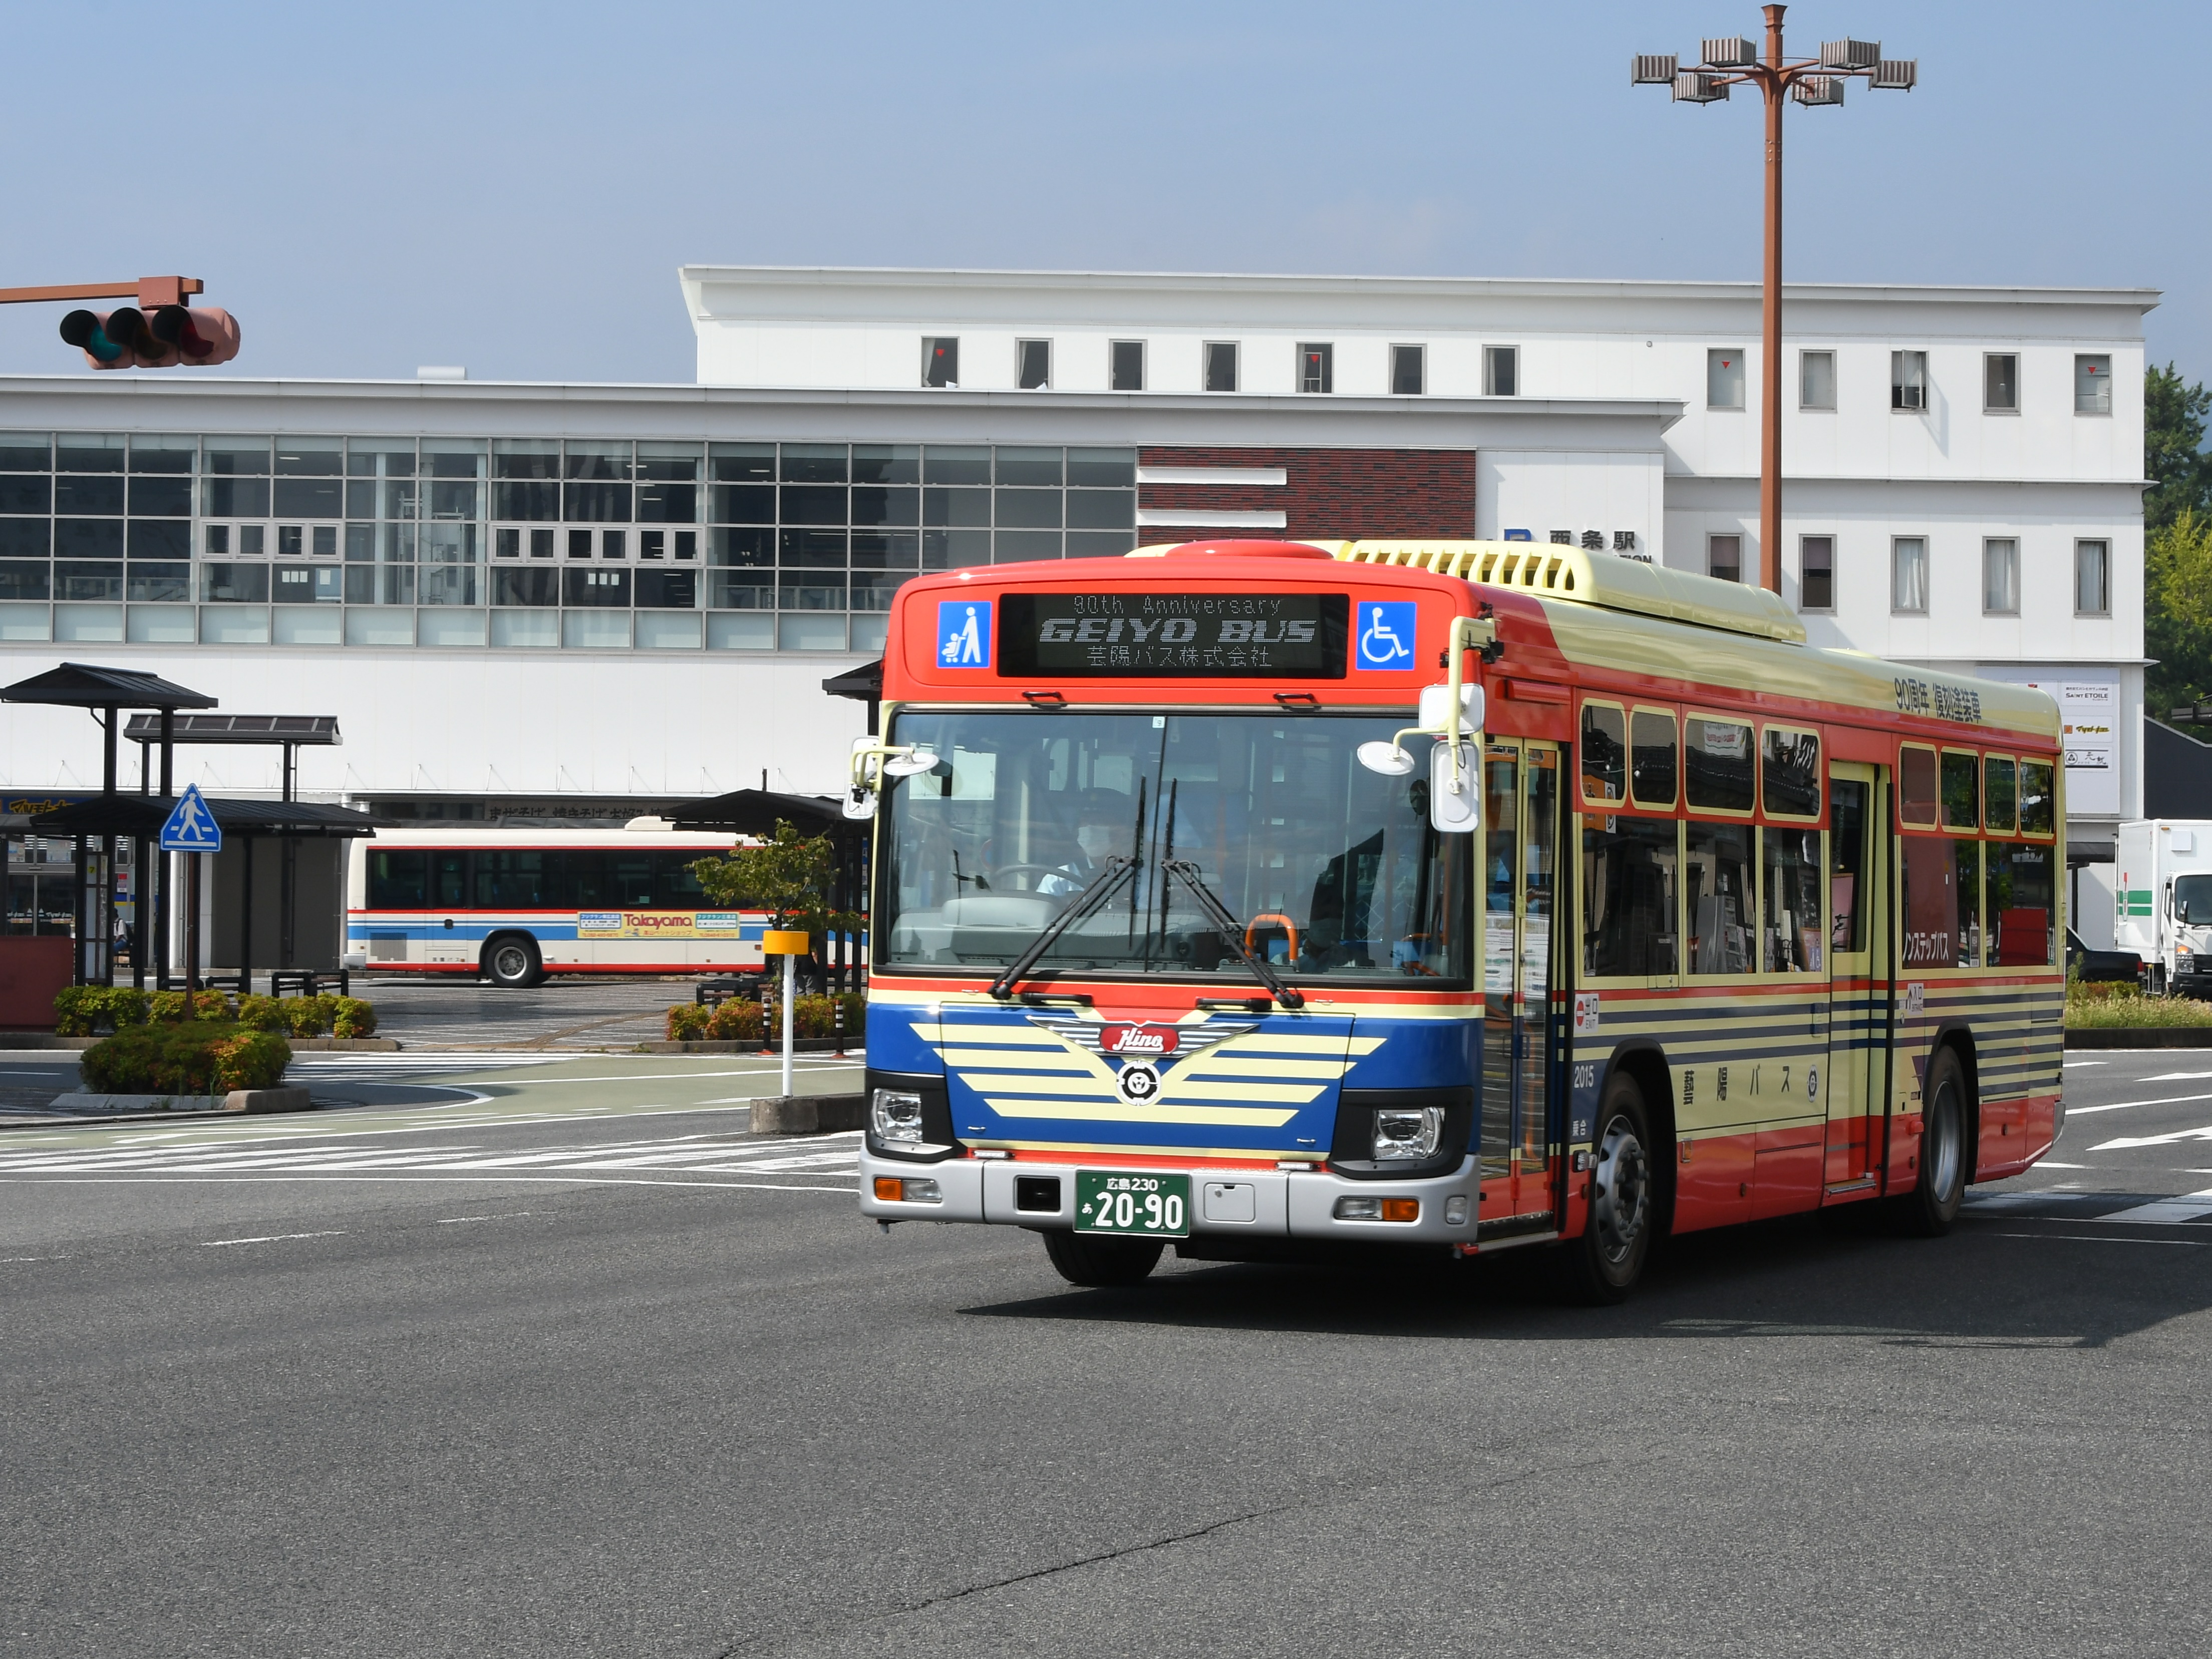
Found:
2064,1091 -> 2212,1116
2089,1127 -> 2212,1151
2087,1188 -> 2212,1223
1989,1231 -> 2212,1245
2132,1071 -> 2212,1083
201,1231 -> 348,1247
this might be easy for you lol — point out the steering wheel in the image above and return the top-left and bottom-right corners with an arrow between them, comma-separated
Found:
983,863 -> 1069,893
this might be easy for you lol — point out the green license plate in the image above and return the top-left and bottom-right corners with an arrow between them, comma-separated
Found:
1074,1170 -> 1191,1237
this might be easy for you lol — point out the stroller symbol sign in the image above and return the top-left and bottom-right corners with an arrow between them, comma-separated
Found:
1357,601 -> 1416,669
936,599 -> 992,669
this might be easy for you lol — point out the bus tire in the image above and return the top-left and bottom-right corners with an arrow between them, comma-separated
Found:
1041,1229 -> 1163,1288
1892,1046 -> 1968,1237
1556,1073 -> 1655,1304
484,933 -> 543,989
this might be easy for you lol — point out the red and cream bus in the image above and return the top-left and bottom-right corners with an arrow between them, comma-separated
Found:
851,538 -> 2064,1299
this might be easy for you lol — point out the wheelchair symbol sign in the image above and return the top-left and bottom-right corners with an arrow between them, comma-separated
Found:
1356,601 -> 1417,670
937,599 -> 992,669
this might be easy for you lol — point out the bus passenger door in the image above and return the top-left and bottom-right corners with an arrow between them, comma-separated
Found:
1825,763 -> 1886,1191
1478,741 -> 1560,1227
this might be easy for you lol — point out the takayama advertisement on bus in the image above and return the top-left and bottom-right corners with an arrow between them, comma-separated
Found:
577,911 -> 743,939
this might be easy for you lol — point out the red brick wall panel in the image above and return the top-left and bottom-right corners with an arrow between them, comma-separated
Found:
1139,446 -> 1476,539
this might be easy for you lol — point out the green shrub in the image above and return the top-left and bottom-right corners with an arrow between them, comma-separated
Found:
792,992 -> 864,1040
235,994 -> 292,1034
2066,994 -> 2212,1028
331,997 -> 377,1039
149,988 -> 232,1023
284,994 -> 338,1037
705,998 -> 764,1044
666,1003 -> 711,1041
79,1022 -> 291,1096
52,985 -> 153,1036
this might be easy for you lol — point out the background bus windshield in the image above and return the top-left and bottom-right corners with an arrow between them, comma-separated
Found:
880,711 -> 1467,983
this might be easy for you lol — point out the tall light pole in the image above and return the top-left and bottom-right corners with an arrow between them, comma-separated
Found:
1635,7 -> 1914,593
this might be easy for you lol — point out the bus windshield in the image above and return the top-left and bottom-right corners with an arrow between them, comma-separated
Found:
879,710 -> 1468,984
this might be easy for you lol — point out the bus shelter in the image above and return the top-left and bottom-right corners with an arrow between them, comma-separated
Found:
28,795 -> 389,994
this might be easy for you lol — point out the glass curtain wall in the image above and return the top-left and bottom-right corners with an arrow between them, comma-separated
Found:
0,435 -> 1137,652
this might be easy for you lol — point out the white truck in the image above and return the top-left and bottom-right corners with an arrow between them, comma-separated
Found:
2115,820 -> 2212,996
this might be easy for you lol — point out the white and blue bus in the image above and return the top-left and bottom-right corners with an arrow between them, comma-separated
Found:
344,825 -> 769,987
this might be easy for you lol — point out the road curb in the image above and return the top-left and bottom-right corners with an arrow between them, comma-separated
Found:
2064,1028 -> 2212,1048
640,1039 -> 858,1055
747,1093 -> 867,1136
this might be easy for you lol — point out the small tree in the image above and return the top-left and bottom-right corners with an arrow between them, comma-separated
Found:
690,820 -> 861,953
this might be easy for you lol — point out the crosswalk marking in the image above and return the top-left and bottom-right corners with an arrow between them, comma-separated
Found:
1964,1188 -> 2212,1226
0,1129 -> 862,1187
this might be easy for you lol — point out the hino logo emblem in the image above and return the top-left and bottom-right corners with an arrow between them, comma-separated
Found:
1025,1013 -> 1255,1103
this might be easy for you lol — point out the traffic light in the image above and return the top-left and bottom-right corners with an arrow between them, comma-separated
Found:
58,304 -> 239,370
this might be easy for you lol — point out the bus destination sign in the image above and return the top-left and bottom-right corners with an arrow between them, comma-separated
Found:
998,592 -> 1350,678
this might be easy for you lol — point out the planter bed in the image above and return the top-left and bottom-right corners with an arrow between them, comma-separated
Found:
641,1038 -> 858,1055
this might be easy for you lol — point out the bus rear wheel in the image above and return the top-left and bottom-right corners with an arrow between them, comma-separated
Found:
1556,1073 -> 1654,1304
1892,1047 -> 1968,1237
1042,1229 -> 1163,1288
484,934 -> 544,989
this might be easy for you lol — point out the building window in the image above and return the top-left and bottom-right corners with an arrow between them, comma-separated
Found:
1985,353 -> 2019,413
1483,345 -> 1518,397
1017,340 -> 1051,390
921,337 -> 959,388
1892,536 -> 1929,612
1202,341 -> 1238,393
1708,533 -> 1742,583
2076,539 -> 2110,615
1391,344 -> 1425,395
1109,340 -> 1145,393
1891,350 -> 1928,412
1708,348 -> 1745,410
2075,353 -> 2112,415
1297,343 -> 1333,394
1800,350 -> 1835,410
1983,537 -> 2020,614
1800,535 -> 1834,610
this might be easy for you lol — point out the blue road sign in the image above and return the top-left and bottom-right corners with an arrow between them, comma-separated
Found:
159,783 -> 223,853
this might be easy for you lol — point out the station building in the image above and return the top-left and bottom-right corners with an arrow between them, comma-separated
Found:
0,266 -> 2153,933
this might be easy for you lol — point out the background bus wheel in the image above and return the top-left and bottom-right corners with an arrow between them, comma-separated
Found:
1042,1229 -> 1163,1288
485,935 -> 543,989
1557,1075 -> 1654,1304
1892,1047 -> 1969,1237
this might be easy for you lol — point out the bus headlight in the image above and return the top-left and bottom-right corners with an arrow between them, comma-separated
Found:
1373,1105 -> 1444,1161
871,1088 -> 926,1144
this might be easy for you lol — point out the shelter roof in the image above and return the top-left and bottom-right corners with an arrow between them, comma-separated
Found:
664,787 -> 856,840
27,796 -> 390,839
0,662 -> 217,711
121,714 -> 340,746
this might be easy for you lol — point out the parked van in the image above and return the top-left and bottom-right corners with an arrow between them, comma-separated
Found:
2114,820 -> 2212,995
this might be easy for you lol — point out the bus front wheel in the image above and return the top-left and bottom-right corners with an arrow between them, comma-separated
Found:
1042,1229 -> 1162,1288
1557,1073 -> 1654,1304
484,934 -> 544,989
1892,1047 -> 1968,1237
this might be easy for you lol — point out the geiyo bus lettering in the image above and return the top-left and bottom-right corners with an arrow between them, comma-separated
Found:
849,540 -> 2065,1300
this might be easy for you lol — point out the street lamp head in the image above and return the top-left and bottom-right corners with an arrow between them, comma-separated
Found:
1819,38 -> 1879,71
1870,58 -> 1918,90
1673,71 -> 1731,104
1791,76 -> 1844,106
1701,36 -> 1758,68
1631,53 -> 1679,85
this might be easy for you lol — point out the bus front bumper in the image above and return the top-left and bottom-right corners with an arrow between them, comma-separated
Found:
857,1150 -> 1483,1245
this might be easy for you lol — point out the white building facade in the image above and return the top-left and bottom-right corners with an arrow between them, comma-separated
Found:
0,268 -> 2151,887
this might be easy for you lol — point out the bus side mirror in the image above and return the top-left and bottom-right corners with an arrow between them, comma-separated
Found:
1430,741 -> 1479,834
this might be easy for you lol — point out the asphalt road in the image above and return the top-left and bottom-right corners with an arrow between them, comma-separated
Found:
6,1049 -> 2212,1657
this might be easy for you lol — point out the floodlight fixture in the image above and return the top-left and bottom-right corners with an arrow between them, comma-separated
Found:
1631,3 -> 1914,592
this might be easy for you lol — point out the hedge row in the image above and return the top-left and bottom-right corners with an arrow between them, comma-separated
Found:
54,986 -> 377,1039
79,1023 -> 291,1096
666,992 -> 865,1044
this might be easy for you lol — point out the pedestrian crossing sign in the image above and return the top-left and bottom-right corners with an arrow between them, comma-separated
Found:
159,783 -> 223,852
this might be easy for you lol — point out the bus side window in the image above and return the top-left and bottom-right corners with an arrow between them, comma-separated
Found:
369,851 -> 428,909
1994,840 -> 2054,966
1581,704 -> 1626,804
1829,779 -> 1868,954
433,852 -> 466,908
1685,820 -> 1753,974
1581,814 -> 1677,977
659,852 -> 708,905
1899,745 -> 1938,827
1761,827 -> 1823,972
610,855 -> 655,907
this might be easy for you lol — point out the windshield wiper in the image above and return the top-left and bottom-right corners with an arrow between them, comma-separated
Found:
1159,859 -> 1306,1010
989,856 -> 1139,1001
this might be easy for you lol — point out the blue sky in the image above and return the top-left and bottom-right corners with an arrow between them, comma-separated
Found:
2,0 -> 2204,388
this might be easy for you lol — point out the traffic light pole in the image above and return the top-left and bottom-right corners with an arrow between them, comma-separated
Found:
0,276 -> 202,307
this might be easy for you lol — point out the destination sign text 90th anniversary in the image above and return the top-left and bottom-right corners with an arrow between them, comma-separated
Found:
998,592 -> 1349,678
